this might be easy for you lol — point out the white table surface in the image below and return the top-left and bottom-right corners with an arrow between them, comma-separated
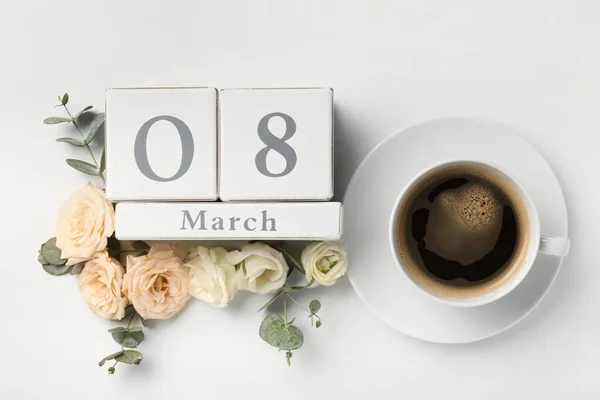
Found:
1,0 -> 598,398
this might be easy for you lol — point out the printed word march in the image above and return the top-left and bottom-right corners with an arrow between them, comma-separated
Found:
181,209 -> 277,232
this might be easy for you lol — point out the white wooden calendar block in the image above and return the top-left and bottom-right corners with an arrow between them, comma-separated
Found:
115,202 -> 342,240
106,87 -> 218,201
219,88 -> 334,201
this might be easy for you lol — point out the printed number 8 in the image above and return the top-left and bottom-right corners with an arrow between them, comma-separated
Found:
255,112 -> 297,178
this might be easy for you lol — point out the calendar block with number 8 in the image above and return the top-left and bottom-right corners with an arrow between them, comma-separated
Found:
219,88 -> 334,201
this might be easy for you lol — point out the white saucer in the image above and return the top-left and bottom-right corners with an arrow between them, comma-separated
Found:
343,117 -> 568,344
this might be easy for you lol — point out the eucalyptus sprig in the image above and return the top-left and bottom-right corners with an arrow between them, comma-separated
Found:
44,93 -> 106,183
258,251 -> 323,366
99,306 -> 145,375
37,234 -> 120,276
37,237 -> 83,275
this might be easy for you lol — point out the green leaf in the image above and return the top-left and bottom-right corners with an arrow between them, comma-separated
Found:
98,351 -> 123,367
42,263 -> 71,276
61,93 -> 69,105
124,305 -> 136,319
257,289 -> 283,313
38,252 -> 47,265
66,159 -> 100,176
84,113 -> 105,144
75,105 -> 93,119
56,114 -> 105,147
131,241 -> 150,251
107,235 -> 120,259
56,137 -> 85,146
69,262 -> 84,275
109,327 -> 144,348
316,320 -> 322,328
115,350 -> 143,365
259,314 -> 304,351
278,247 -> 305,274
309,300 -> 321,314
40,237 -> 66,265
43,116 -> 73,125
100,148 -> 106,173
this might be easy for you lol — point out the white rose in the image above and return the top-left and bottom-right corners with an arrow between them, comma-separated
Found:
184,246 -> 242,308
301,241 -> 348,286
227,243 -> 289,294
55,183 -> 115,266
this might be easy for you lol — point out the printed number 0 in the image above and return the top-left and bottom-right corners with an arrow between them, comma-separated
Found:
255,112 -> 297,177
134,115 -> 195,182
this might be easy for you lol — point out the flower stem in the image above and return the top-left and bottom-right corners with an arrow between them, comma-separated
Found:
63,105 -> 106,184
283,296 -> 288,323
120,311 -> 137,351
285,294 -> 311,315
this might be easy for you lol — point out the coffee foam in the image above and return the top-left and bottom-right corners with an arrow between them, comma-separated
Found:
394,163 -> 531,299
424,182 -> 503,265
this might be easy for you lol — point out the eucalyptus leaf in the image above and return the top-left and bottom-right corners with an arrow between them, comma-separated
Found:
278,324 -> 304,351
69,262 -> 84,275
257,289 -> 283,313
107,235 -> 120,259
42,263 -> 71,276
40,237 -> 66,265
75,105 -> 93,119
309,300 -> 321,314
66,159 -> 100,176
100,148 -> 106,172
37,252 -> 47,265
61,93 -> 69,105
259,314 -> 285,345
56,137 -> 85,147
278,247 -> 305,274
316,320 -> 322,328
124,305 -> 136,319
84,113 -> 105,144
98,351 -> 123,367
109,327 -> 144,348
115,350 -> 143,365
43,116 -> 73,125
259,314 -> 304,351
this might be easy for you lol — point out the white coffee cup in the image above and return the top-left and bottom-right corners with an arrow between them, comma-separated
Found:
389,160 -> 570,307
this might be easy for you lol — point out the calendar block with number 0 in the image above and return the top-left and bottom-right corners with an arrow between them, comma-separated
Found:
218,88 -> 334,201
105,87 -> 218,201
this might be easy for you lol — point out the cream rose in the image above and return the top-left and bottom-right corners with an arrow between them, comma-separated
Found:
227,243 -> 288,295
185,246 -> 242,308
123,244 -> 190,320
301,241 -> 348,286
55,183 -> 115,266
78,250 -> 128,320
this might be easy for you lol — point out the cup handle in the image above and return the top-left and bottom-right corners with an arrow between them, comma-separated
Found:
539,234 -> 571,257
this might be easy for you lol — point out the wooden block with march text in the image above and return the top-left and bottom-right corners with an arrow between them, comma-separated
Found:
115,202 -> 342,240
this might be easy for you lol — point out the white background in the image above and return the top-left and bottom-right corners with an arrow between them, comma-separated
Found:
0,0 -> 598,398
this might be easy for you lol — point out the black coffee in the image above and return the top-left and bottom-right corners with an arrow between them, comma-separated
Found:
395,163 -> 530,299
410,177 -> 517,282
